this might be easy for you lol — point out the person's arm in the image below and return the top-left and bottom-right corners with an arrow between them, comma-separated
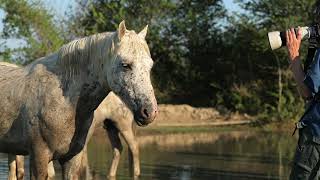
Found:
286,28 -> 312,99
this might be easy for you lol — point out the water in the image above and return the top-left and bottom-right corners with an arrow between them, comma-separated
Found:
0,130 -> 297,179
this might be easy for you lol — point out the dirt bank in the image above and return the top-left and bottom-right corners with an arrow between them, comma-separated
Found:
93,104 -> 255,136
150,104 -> 254,127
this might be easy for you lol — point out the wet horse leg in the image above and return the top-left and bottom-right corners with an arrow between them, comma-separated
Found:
105,123 -> 123,177
47,161 -> 55,180
30,138 -> 51,180
78,147 -> 92,180
9,155 -> 54,180
15,155 -> 24,180
8,154 -> 17,180
122,128 -> 140,177
29,160 -> 55,180
30,153 -> 50,180
62,147 -> 92,180
61,151 -> 84,180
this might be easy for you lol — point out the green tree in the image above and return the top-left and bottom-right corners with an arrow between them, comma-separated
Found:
69,0 -> 227,104
0,0 -> 65,64
225,0 -> 318,120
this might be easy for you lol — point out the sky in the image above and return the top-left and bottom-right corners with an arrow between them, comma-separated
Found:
223,0 -> 242,13
45,0 -> 241,16
0,0 -> 242,28
42,0 -> 76,17
0,0 -> 241,48
43,0 -> 242,19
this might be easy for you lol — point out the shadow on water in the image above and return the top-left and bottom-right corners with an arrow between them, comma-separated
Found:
0,130 -> 297,180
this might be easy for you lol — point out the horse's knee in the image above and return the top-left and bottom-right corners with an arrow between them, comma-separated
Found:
17,168 -> 24,180
15,155 -> 25,180
114,147 -> 123,158
132,144 -> 139,155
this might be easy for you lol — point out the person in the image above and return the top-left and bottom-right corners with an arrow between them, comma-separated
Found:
287,18 -> 320,180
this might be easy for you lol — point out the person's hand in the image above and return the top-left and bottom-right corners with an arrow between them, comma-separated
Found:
286,27 -> 302,62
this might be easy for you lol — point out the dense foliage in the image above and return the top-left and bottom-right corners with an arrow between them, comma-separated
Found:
0,0 -> 318,122
0,0 -> 64,64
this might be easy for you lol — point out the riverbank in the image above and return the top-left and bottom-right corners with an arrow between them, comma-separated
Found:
93,103 -> 297,137
148,104 -> 254,127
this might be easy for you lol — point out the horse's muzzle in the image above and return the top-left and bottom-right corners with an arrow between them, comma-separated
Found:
134,105 -> 158,126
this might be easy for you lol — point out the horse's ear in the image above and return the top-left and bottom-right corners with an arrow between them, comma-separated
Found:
138,25 -> 148,39
118,20 -> 127,40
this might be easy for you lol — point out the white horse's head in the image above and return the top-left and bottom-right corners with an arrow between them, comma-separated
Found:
105,21 -> 157,126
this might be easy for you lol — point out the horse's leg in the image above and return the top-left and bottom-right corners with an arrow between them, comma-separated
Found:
15,155 -> 24,180
105,124 -> 123,177
31,160 -> 55,180
30,139 -> 50,180
78,147 -> 92,180
47,161 -> 55,180
8,154 -> 17,180
64,147 -> 92,180
61,150 -> 84,180
121,128 -> 140,177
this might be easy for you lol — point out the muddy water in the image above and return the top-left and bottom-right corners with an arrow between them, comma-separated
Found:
0,130 -> 297,180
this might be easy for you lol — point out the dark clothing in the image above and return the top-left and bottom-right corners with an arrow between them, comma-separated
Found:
290,48 -> 320,179
290,127 -> 320,180
302,49 -> 320,139
298,101 -> 320,143
305,49 -> 320,94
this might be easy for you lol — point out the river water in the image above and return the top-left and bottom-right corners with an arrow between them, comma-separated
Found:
0,130 -> 297,180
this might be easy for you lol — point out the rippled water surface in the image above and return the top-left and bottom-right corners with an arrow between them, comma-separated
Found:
0,130 -> 297,180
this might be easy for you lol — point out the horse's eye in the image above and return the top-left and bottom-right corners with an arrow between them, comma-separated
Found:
122,63 -> 131,70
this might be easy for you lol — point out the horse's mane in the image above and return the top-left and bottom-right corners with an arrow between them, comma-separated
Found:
43,29 -> 150,83
56,32 -> 116,80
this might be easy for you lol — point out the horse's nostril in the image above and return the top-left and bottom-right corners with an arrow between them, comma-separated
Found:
140,106 -> 157,122
142,108 -> 149,118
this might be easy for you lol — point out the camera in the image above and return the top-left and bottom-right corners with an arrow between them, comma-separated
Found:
268,24 -> 320,50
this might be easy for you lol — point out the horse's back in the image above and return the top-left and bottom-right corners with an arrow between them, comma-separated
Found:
0,62 -> 19,67
0,62 -> 24,84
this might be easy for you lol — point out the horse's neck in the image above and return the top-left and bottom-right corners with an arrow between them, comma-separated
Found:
61,73 -> 109,158
26,51 -> 110,161
27,32 -> 115,116
29,52 -> 109,106
57,33 -> 114,101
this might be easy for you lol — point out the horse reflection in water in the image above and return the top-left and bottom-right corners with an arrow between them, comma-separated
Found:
1,20 -> 157,180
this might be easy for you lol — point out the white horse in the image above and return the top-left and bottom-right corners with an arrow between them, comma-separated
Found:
9,92 -> 140,179
0,21 -> 157,180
